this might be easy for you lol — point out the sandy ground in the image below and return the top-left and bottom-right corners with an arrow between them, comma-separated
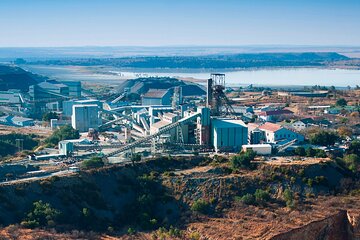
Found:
0,125 -> 52,137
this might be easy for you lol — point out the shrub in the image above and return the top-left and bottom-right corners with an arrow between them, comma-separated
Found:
131,153 -> 142,165
342,154 -> 360,172
306,147 -> 317,157
127,227 -> 136,235
45,125 -> 79,146
315,149 -> 327,158
42,112 -> 59,122
290,177 -> 296,184
191,199 -> 210,214
21,200 -> 60,228
307,178 -> 313,187
254,189 -> 270,204
294,147 -> 306,156
283,189 -> 295,209
154,226 -> 183,239
188,231 -> 201,240
230,150 -> 256,170
82,156 -> 104,169
347,141 -> 360,156
238,193 -> 255,205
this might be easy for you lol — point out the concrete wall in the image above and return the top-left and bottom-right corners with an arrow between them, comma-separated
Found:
71,104 -> 100,132
213,125 -> 248,152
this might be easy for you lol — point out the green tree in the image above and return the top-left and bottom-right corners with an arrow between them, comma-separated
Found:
254,189 -> 270,204
82,156 -> 104,168
336,98 -> 347,107
42,112 -> 59,122
306,147 -> 316,157
309,130 -> 339,146
315,149 -> 327,158
131,153 -> 142,166
283,189 -> 295,209
294,147 -> 306,156
237,193 -> 255,205
347,141 -> 360,156
45,125 -> 79,146
21,200 -> 60,228
343,154 -> 360,172
230,150 -> 256,170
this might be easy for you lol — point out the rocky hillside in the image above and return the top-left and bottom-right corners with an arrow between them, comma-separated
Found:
0,65 -> 44,91
0,156 -> 359,239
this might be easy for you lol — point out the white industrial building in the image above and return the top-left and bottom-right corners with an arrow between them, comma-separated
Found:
242,144 -> 272,155
211,118 -> 248,152
71,104 -> 101,132
63,99 -> 102,117
257,122 -> 304,143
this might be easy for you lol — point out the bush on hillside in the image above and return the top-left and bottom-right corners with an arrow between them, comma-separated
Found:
21,200 -> 61,228
342,154 -> 360,173
254,189 -> 270,204
191,199 -> 210,214
283,189 -> 295,209
237,193 -> 255,205
82,156 -> 104,169
230,150 -> 256,170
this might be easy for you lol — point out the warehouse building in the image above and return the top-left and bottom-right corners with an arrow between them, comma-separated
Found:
211,118 -> 248,152
258,109 -> 294,122
63,99 -> 102,117
0,90 -> 24,104
242,144 -> 272,155
142,89 -> 172,105
258,122 -> 304,143
62,81 -> 81,97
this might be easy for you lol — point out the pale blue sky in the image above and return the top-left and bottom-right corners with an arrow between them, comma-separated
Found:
0,0 -> 359,47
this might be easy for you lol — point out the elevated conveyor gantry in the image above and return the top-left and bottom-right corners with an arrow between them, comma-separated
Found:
105,112 -> 201,157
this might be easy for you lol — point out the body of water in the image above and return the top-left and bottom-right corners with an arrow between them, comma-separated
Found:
132,68 -> 360,87
24,65 -> 360,87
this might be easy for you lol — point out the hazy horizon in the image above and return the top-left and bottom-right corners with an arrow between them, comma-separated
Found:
0,0 -> 359,47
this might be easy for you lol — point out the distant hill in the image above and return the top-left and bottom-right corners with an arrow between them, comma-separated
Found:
0,65 -> 44,91
29,52 -> 350,69
117,77 -> 206,96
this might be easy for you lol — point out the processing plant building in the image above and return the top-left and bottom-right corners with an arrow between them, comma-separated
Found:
71,104 -> 101,132
211,118 -> 248,152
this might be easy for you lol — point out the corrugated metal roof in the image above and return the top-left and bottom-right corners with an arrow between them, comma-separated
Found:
151,120 -> 170,129
38,81 -> 68,89
258,122 -> 282,132
143,89 -> 169,98
258,109 -> 293,116
212,118 -> 247,129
